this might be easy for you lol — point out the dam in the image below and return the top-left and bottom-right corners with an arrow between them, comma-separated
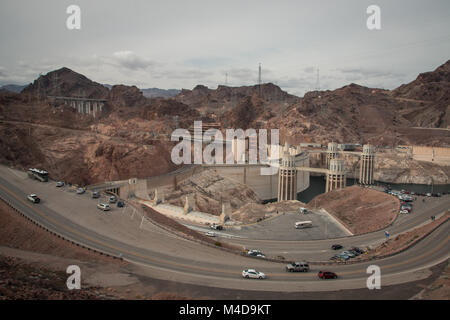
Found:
89,140 -> 375,205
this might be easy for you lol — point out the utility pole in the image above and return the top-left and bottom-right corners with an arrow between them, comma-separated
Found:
315,67 -> 320,91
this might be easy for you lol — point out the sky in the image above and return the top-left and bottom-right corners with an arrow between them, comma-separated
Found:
0,0 -> 449,96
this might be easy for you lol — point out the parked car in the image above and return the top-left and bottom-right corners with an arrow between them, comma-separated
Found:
331,244 -> 343,250
286,262 -> 310,272
109,195 -> 117,203
299,207 -> 308,214
117,200 -> 125,208
401,205 -> 412,212
92,191 -> 100,199
399,209 -> 409,214
242,269 -> 266,279
205,231 -> 216,237
210,224 -> 223,230
56,181 -> 65,187
426,193 -> 432,197
247,250 -> 265,258
348,250 -> 360,256
337,254 -> 350,261
341,251 -> 356,258
76,187 -> 85,194
350,247 -> 365,254
318,271 -> 338,279
97,203 -> 110,211
27,194 -> 40,203
330,255 -> 342,261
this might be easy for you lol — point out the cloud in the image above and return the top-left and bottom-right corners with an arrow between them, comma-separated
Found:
110,51 -> 155,71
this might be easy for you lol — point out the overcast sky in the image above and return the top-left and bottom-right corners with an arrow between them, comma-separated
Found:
0,0 -> 449,96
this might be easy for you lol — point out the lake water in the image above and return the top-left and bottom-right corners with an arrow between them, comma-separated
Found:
296,176 -> 450,204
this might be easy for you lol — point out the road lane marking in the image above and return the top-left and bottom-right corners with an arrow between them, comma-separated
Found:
0,181 -> 448,284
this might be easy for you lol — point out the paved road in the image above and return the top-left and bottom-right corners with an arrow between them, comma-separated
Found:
0,165 -> 448,293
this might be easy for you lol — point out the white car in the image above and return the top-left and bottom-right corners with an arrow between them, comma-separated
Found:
97,203 -> 111,211
205,231 -> 216,237
242,269 -> 266,279
27,194 -> 40,203
399,209 -> 409,214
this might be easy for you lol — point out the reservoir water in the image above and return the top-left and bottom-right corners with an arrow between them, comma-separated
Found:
297,176 -> 450,204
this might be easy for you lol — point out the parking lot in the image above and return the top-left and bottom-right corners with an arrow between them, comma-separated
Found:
219,209 -> 350,241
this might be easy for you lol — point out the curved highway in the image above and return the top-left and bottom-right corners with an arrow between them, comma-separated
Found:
0,165 -> 448,292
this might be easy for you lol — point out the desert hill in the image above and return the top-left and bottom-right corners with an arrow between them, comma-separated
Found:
0,60 -> 449,185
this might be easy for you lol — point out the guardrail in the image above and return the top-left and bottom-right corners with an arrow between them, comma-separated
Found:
0,191 -> 124,262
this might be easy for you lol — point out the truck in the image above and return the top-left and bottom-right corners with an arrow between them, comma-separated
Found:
295,221 -> 313,229
286,261 -> 310,272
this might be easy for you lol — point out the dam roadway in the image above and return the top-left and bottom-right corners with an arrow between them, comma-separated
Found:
0,165 -> 448,293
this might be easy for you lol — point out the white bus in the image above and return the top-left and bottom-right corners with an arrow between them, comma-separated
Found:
295,221 -> 313,229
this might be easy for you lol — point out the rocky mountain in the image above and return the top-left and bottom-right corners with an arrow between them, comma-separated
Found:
392,60 -> 450,128
21,67 -> 109,100
0,84 -> 27,93
1,60 -> 449,186
176,83 -> 299,116
141,88 -> 180,98
261,61 -> 450,147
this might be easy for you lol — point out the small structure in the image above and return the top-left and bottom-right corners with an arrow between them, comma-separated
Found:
153,188 -> 164,205
184,195 -> 194,214
220,202 -> 231,224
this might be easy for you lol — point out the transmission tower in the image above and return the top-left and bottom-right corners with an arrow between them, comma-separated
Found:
258,63 -> 262,96
315,67 -> 320,91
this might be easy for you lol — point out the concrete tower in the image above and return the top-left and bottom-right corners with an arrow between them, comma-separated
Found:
277,153 -> 298,201
326,158 -> 346,192
360,144 -> 375,185
326,142 -> 339,167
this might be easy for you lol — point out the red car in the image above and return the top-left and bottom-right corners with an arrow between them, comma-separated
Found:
318,271 -> 338,279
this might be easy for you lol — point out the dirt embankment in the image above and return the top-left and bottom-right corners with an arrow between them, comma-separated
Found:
356,211 -> 449,262
0,199 -> 199,300
162,169 -> 261,215
0,200 -> 120,263
414,260 -> 450,300
307,185 -> 399,234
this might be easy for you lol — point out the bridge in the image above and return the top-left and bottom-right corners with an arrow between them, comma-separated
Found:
48,95 -> 107,117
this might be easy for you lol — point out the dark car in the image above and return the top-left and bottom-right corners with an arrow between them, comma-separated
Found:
331,244 -> 343,250
350,247 -> 365,254
117,200 -> 125,208
348,250 -> 360,256
92,191 -> 100,199
318,271 -> 338,279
